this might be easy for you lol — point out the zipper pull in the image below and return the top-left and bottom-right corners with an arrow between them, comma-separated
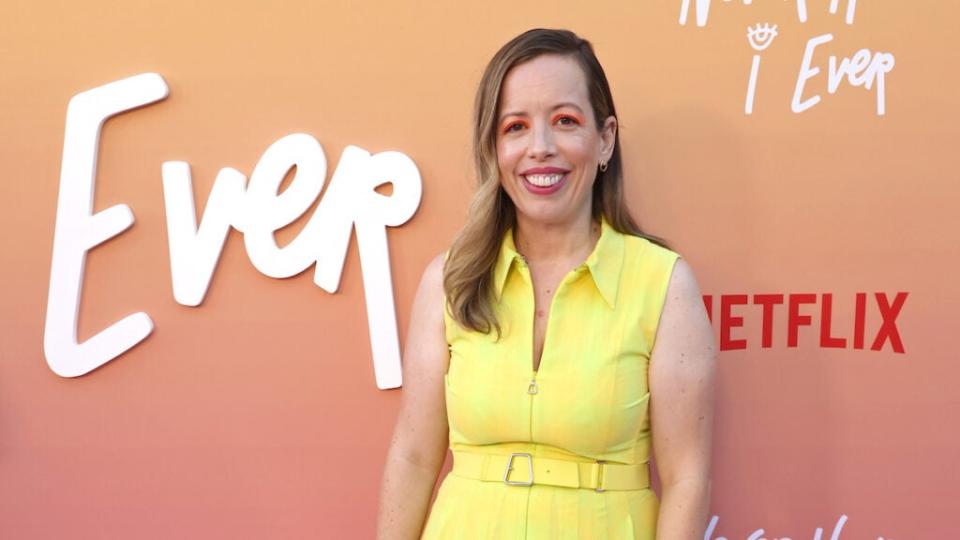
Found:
527,378 -> 539,395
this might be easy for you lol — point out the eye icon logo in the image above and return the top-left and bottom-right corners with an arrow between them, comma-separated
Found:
744,22 -> 779,114
747,22 -> 778,51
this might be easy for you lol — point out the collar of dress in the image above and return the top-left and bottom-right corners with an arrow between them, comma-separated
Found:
493,215 -> 625,309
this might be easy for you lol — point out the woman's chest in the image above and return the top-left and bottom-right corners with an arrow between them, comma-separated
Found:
445,275 -> 654,456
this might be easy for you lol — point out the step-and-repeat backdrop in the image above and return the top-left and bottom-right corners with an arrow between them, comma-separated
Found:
2,1 -> 956,538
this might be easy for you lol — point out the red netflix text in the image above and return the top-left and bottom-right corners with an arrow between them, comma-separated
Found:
702,292 -> 908,353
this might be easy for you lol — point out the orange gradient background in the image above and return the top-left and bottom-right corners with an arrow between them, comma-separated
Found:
1,1 -> 957,538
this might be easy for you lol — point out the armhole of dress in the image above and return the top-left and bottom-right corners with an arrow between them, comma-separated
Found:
440,249 -> 453,352
647,250 -> 682,355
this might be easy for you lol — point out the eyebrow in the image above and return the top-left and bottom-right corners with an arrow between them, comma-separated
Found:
498,102 -> 585,124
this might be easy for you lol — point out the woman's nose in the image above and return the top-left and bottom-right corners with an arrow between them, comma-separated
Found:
527,122 -> 556,159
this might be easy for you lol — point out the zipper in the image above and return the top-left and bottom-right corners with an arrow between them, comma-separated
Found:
528,370 -> 536,442
519,254 -> 538,443
520,255 -> 583,439
518,251 -> 589,444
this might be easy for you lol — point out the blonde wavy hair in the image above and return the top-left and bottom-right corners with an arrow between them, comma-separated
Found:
443,28 -> 670,335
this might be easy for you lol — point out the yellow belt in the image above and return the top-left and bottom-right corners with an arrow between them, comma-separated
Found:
451,449 -> 650,492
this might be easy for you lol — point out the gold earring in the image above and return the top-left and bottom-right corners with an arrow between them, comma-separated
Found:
599,161 -> 608,172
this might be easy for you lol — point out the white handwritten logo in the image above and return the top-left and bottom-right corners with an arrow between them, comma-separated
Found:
680,0 -> 858,27
705,513 -> 892,540
830,0 -> 858,25
745,23 -> 779,114
679,0 -> 892,115
792,34 -> 896,115
44,73 -> 421,389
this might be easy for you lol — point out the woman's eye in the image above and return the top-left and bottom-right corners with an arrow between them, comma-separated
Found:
556,115 -> 578,126
505,122 -> 524,133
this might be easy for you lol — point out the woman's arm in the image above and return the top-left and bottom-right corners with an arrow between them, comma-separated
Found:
649,258 -> 717,540
376,255 -> 451,540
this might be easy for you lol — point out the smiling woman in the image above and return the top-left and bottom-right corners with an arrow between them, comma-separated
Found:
496,54 -> 615,228
376,28 -> 716,539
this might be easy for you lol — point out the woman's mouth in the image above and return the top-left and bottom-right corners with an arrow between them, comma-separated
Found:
521,172 -> 567,195
525,173 -> 563,187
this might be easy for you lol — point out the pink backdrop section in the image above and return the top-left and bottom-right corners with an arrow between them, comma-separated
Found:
1,1 -> 957,538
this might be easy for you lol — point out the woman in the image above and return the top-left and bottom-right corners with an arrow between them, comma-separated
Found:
377,29 -> 715,539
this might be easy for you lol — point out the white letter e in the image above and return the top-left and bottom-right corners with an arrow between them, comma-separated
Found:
44,73 -> 168,377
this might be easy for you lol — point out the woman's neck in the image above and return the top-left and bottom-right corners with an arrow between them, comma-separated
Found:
513,210 -> 600,265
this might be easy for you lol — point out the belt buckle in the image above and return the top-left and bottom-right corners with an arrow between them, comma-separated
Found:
593,460 -> 606,492
503,452 -> 534,486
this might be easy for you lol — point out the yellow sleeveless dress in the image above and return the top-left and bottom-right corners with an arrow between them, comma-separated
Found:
421,217 -> 680,539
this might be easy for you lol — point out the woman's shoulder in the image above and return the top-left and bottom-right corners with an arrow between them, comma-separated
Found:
617,233 -> 689,309
420,252 -> 447,295
404,252 -> 449,344
621,232 -> 682,265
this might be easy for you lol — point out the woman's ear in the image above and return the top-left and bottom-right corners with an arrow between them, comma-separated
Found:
600,115 -> 618,161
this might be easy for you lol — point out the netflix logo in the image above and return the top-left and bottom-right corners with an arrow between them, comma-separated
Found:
702,293 -> 908,353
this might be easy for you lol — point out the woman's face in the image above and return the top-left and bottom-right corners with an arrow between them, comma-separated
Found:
495,53 -> 616,228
